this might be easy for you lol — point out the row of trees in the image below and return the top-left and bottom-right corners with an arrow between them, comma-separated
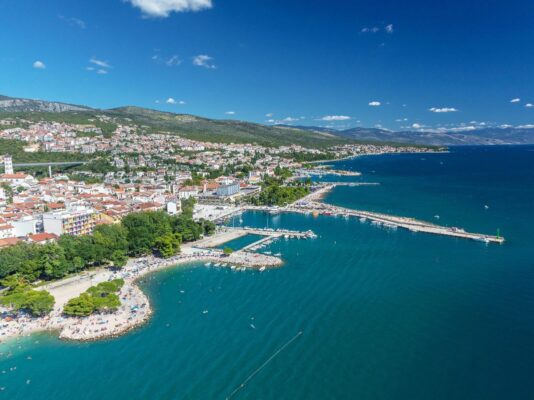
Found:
250,175 -> 311,207
0,208 -> 216,282
0,276 -> 55,317
63,279 -> 124,317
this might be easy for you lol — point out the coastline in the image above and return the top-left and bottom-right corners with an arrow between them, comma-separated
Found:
309,148 -> 449,165
0,248 -> 283,344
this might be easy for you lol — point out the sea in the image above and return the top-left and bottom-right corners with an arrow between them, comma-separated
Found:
1,145 -> 534,399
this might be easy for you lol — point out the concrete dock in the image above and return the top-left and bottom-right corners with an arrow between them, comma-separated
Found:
243,195 -> 504,245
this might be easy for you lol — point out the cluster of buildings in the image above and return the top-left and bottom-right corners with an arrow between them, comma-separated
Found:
0,115 -> 436,249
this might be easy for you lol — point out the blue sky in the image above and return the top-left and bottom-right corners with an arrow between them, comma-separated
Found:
1,0 -> 534,131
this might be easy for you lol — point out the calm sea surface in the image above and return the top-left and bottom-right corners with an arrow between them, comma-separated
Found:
1,146 -> 534,399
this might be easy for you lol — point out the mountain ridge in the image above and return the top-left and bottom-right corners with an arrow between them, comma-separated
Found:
1,94 -> 533,146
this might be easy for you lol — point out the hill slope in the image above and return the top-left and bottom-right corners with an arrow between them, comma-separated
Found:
2,94 -> 532,146
0,95 -> 91,112
106,106 -> 348,147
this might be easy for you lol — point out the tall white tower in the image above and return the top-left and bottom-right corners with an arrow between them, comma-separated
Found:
4,155 -> 13,175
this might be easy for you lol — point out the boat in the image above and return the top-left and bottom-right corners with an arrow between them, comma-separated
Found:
202,310 -> 209,314
230,265 -> 236,270
204,262 -> 212,267
274,252 -> 282,257
259,266 -> 266,272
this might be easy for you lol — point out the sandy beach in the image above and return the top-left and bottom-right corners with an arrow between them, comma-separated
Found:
0,244 -> 283,343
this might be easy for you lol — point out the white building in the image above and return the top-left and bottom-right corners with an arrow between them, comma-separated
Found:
43,206 -> 97,236
3,155 -> 13,175
12,216 -> 41,237
166,201 -> 181,215
0,223 -> 15,239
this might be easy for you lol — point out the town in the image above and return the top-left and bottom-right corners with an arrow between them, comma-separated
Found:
0,116 -> 434,247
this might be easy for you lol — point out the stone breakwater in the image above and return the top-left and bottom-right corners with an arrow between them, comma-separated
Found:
0,250 -> 284,343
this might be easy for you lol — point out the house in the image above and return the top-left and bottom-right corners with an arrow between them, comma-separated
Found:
0,237 -> 21,248
0,222 -> 15,239
178,186 -> 198,199
216,182 -> 240,197
27,232 -> 58,244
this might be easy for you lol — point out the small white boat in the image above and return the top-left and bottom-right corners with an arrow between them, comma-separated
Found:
250,324 -> 256,329
204,262 -> 212,267
259,266 -> 266,272
230,265 -> 236,270
484,205 -> 490,210
202,310 -> 208,314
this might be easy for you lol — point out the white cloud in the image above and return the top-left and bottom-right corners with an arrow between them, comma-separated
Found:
59,15 -> 86,29
510,98 -> 521,103
265,113 -> 274,118
411,123 -> 423,129
320,115 -> 351,121
33,60 -> 46,69
153,53 -> 182,66
96,69 -> 108,75
525,103 -> 534,108
225,111 -> 236,115
361,26 -> 380,33
192,54 -> 216,69
517,124 -> 534,129
126,0 -> 213,17
447,126 -> 477,132
166,55 -> 181,66
166,97 -> 185,105
361,25 -> 393,34
90,57 -> 111,68
368,101 -> 381,107
429,107 -> 458,113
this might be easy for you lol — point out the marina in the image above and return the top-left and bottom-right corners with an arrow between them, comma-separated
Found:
240,183 -> 505,244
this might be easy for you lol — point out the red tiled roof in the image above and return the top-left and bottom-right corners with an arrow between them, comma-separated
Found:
0,238 -> 21,248
28,233 -> 58,242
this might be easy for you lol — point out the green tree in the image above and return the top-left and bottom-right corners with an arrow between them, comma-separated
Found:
38,243 -> 69,280
63,293 -> 95,317
0,276 -> 55,317
154,233 -> 181,258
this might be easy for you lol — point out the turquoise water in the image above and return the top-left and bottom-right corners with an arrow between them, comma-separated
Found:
1,146 -> 534,399
215,234 -> 265,251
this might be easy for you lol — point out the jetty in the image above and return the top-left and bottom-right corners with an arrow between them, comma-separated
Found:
291,201 -> 504,244
241,182 -> 504,244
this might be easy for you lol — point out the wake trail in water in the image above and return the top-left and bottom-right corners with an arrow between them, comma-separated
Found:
226,331 -> 303,399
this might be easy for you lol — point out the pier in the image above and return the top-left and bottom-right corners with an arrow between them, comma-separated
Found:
291,202 -> 504,244
245,202 -> 504,244
209,183 -> 504,245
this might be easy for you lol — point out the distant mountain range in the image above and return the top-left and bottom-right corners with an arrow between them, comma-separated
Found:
276,124 -> 534,146
1,94 -> 533,146
0,95 -> 91,113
